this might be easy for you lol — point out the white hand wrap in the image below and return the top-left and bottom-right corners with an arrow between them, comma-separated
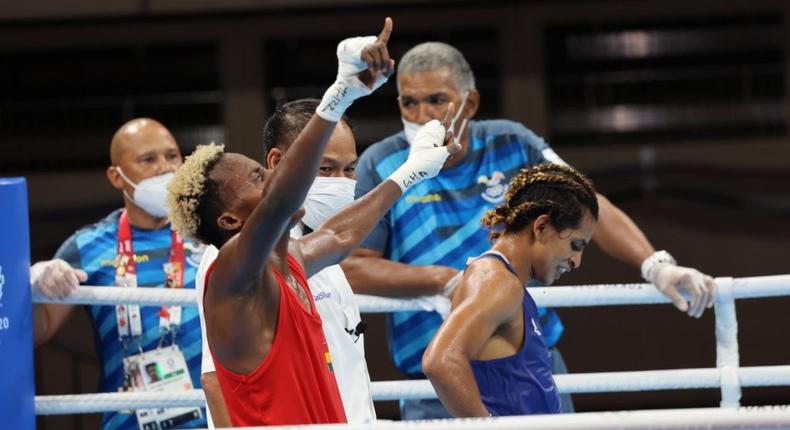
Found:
641,250 -> 677,282
316,36 -> 389,122
441,271 -> 463,298
387,120 -> 450,193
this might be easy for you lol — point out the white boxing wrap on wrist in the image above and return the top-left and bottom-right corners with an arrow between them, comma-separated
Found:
641,250 -> 677,282
387,120 -> 449,193
316,35 -> 388,122
316,81 -> 356,122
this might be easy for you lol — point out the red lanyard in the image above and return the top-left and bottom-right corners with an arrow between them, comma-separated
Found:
116,210 -> 185,338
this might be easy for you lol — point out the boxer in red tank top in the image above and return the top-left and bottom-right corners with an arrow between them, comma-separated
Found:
204,254 -> 344,425
166,18 -> 460,427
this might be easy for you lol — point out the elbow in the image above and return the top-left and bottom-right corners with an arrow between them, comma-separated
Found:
333,232 -> 357,261
32,306 -> 52,348
422,346 -> 445,380
339,255 -> 365,292
201,371 -> 220,396
316,228 -> 356,266
200,373 -> 213,389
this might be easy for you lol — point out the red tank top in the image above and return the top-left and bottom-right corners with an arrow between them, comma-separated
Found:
205,253 -> 347,426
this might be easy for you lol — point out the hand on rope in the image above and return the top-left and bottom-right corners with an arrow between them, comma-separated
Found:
441,271 -> 463,299
642,251 -> 716,318
30,258 -> 87,299
316,17 -> 395,122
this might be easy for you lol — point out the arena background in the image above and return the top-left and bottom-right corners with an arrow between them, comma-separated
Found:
1,1 -> 788,428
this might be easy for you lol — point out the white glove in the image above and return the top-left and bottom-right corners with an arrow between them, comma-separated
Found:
388,120 -> 454,192
643,251 -> 716,318
30,259 -> 87,299
316,36 -> 391,122
412,295 -> 452,320
441,271 -> 463,299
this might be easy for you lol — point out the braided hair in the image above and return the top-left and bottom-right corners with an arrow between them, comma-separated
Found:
481,163 -> 599,241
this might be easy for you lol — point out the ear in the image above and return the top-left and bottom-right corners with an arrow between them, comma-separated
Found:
106,166 -> 125,190
464,89 -> 480,119
266,147 -> 285,170
531,214 -> 553,242
217,212 -> 243,232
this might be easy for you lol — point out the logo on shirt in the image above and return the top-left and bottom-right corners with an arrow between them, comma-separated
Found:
101,254 -> 149,268
478,171 -> 508,203
531,318 -> 543,336
313,291 -> 332,302
405,193 -> 443,204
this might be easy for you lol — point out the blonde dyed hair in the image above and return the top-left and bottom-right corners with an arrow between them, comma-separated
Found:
481,163 -> 599,241
167,143 -> 225,242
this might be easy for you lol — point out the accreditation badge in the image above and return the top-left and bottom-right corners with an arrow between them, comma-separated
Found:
124,345 -> 202,430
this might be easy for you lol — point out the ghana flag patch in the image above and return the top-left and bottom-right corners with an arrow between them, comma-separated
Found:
325,351 -> 334,373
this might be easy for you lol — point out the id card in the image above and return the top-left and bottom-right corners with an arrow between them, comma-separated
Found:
124,346 -> 202,430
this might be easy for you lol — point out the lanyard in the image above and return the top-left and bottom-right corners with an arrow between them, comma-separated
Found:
115,210 -> 185,341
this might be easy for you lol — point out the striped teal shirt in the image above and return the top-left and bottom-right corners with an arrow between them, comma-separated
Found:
355,120 -> 564,376
55,209 -> 207,430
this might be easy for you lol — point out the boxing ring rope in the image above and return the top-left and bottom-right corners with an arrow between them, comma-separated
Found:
32,406 -> 790,429
33,274 -> 790,424
33,274 -> 790,309
34,365 -> 790,414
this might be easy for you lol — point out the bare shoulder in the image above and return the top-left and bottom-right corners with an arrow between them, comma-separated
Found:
455,258 -> 524,318
208,234 -> 276,300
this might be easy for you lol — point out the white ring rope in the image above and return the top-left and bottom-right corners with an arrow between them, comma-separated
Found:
245,406 -> 790,430
212,406 -> 790,430
31,274 -> 790,310
35,365 -> 790,414
34,401 -> 790,429
31,273 -> 790,421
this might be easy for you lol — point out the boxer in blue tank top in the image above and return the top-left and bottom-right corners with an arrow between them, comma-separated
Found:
423,163 -> 599,417
469,251 -> 559,415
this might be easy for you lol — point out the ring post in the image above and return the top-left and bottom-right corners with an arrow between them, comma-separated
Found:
714,277 -> 741,408
0,178 -> 36,429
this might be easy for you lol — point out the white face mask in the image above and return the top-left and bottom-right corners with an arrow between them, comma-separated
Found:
401,91 -> 469,146
116,167 -> 174,218
302,176 -> 357,230
401,117 -> 423,146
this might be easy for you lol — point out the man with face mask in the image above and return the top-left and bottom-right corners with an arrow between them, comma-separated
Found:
31,118 -> 208,430
196,99 -> 375,427
343,42 -> 716,419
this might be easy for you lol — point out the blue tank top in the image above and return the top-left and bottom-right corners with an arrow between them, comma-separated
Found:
468,252 -> 561,416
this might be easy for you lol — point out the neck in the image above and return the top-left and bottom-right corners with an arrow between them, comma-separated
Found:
124,200 -> 168,230
491,234 -> 533,285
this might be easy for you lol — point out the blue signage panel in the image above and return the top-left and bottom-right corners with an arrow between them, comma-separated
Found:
0,177 -> 36,430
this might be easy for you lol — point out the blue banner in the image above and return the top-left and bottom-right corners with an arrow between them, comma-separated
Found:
0,178 -> 36,429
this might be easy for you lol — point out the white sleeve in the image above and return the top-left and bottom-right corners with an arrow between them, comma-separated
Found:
195,245 -> 220,375
541,148 -> 569,166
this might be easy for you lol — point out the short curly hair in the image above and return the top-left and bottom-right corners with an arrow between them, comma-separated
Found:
166,143 -> 225,245
481,163 -> 599,241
